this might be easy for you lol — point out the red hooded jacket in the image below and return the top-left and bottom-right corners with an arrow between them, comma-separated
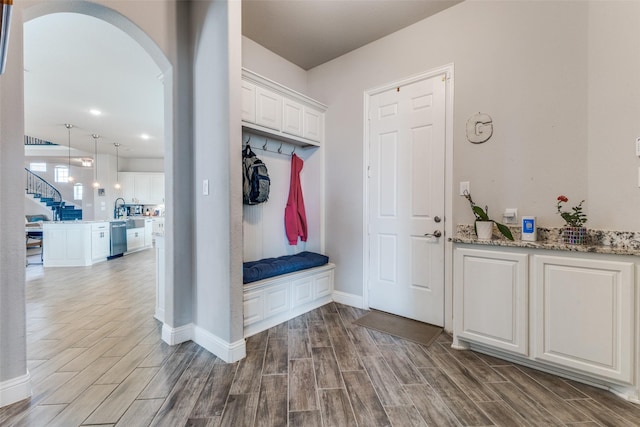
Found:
284,154 -> 307,245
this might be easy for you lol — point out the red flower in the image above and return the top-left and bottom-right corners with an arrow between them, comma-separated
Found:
557,195 -> 568,203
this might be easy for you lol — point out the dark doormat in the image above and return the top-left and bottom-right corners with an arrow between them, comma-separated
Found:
353,310 -> 443,347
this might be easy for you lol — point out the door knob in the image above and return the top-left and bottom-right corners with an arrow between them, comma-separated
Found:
434,216 -> 442,223
424,230 -> 442,238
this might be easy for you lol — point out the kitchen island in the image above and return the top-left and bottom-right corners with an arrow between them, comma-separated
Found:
42,218 -> 152,267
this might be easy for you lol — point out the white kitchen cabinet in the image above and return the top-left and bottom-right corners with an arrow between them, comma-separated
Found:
91,222 -> 110,262
532,255 -> 635,384
120,173 -> 135,203
242,68 -> 326,147
144,219 -> 153,247
150,174 -> 165,204
118,172 -> 164,205
454,248 -> 529,356
126,228 -> 145,252
152,217 -> 165,235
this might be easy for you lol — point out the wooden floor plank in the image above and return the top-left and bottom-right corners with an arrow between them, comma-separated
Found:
288,410 -> 323,427
318,388 -> 357,427
289,358 -> 318,411
83,367 -> 160,425
42,356 -> 120,405
486,382 -> 564,426
378,344 -> 424,385
384,405 -> 428,427
114,398 -> 165,427
219,393 -> 259,427
191,363 -> 238,418
404,384 -> 460,427
138,346 -> 198,399
361,356 -> 411,406
494,365 -> 594,423
47,383 -> 117,427
312,346 -> 343,389
288,328 -> 311,359
263,337 -> 288,375
229,346 -> 265,395
342,370 -> 390,427
254,374 -> 288,427
418,367 -> 492,426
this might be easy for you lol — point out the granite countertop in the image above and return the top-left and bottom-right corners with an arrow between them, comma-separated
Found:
452,224 -> 640,256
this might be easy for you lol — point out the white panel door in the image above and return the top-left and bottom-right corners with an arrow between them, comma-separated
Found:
368,74 -> 446,326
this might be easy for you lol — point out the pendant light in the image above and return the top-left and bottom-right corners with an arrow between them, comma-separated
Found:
65,123 -> 74,183
92,133 -> 100,188
114,142 -> 121,189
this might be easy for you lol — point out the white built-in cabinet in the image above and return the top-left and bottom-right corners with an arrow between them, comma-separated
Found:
119,172 -> 164,205
454,245 -> 637,393
241,68 -> 326,147
454,248 -> 529,356
91,222 -> 111,262
532,255 -> 634,384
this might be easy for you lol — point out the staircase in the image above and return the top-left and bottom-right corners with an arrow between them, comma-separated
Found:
25,168 -> 83,221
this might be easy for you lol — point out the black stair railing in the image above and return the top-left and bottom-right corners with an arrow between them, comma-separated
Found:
24,168 -> 63,221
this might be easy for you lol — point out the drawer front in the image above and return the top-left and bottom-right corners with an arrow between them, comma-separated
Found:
244,290 -> 264,326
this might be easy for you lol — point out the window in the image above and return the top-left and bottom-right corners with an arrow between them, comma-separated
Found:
73,183 -> 83,201
30,162 -> 46,172
54,166 -> 69,183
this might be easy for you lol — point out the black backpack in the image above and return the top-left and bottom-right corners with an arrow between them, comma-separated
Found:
242,145 -> 270,205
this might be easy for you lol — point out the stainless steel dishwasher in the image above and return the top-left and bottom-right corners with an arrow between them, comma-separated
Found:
109,220 -> 127,258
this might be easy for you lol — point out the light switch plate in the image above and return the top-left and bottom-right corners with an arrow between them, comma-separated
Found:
459,181 -> 470,196
202,179 -> 209,196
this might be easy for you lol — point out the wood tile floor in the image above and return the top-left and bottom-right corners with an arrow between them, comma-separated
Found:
4,248 -> 640,426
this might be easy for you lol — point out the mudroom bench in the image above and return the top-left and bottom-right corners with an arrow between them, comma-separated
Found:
243,252 -> 335,337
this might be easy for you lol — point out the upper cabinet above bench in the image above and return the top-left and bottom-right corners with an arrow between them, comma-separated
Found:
242,69 -> 327,147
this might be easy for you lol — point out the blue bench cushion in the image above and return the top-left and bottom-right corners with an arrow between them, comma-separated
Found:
243,251 -> 329,284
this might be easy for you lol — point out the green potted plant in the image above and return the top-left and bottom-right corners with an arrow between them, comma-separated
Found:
556,195 -> 587,244
464,191 -> 514,241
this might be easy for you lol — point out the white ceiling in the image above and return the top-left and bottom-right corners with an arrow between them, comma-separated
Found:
24,13 -> 164,160
243,0 -> 462,70
24,1 -> 461,161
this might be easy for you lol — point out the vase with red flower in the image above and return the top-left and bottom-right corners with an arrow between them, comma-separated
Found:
556,195 -> 587,244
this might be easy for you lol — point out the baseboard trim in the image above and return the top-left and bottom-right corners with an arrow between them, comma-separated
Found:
161,323 -> 193,345
332,290 -> 365,309
193,326 -> 246,363
0,372 -> 31,408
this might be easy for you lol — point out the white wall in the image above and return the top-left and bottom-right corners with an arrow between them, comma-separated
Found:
120,157 -> 164,172
587,1 -> 640,229
307,0 -> 590,297
192,0 -> 244,346
242,36 -> 307,94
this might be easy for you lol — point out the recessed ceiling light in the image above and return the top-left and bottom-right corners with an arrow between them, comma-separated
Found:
89,109 -> 102,116
140,133 -> 150,140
